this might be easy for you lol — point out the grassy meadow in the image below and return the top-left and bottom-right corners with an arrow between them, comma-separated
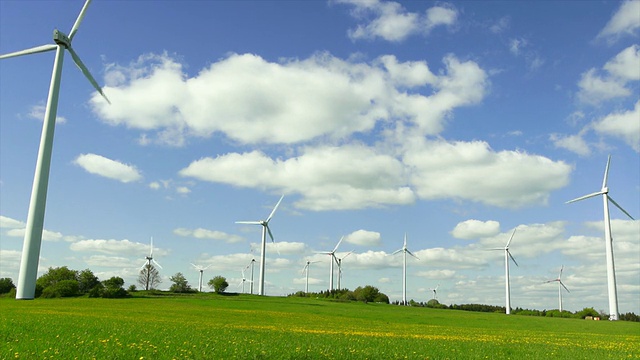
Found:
1,293 -> 639,359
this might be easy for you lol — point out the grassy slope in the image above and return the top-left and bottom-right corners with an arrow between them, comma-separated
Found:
1,294 -> 638,359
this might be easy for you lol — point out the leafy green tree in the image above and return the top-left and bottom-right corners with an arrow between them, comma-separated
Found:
36,266 -> 78,290
138,264 -> 162,290
41,279 -> 80,298
0,278 -> 16,294
169,272 -> 192,293
101,276 -> 128,298
78,269 -> 100,294
353,285 -> 381,303
208,275 -> 228,293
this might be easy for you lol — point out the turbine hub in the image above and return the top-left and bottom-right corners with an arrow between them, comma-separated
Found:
602,187 -> 609,194
53,29 -> 71,48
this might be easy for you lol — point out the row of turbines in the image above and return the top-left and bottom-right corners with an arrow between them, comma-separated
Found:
2,0 -> 635,320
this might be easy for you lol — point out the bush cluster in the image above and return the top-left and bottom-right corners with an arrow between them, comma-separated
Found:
288,285 -> 390,304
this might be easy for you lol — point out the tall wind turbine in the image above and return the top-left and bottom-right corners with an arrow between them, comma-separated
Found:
140,237 -> 162,291
392,233 -> 419,306
336,251 -> 353,290
191,263 -> 211,292
302,260 -> 320,293
1,0 -> 110,300
490,229 -> 518,315
544,265 -> 570,312
247,258 -> 256,295
317,236 -> 344,291
236,195 -> 284,296
566,155 -> 634,321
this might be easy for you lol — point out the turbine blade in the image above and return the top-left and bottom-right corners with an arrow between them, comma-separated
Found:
566,191 -> 604,204
602,155 -> 611,189
342,251 -> 354,260
67,46 -> 111,104
0,44 -> 57,59
403,233 -> 407,248
608,196 -> 635,220
266,195 -> 284,223
68,0 -> 93,41
507,250 -> 518,267
392,249 -> 403,255
266,224 -> 274,242
407,249 -> 419,260
236,221 -> 262,225
152,259 -> 162,269
333,236 -> 344,253
559,265 -> 564,279
505,228 -> 517,248
149,237 -> 154,257
560,281 -> 570,293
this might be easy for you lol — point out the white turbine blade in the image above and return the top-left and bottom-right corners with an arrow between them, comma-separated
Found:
392,248 -> 403,255
505,228 -> 517,248
602,155 -> 611,189
566,191 -> 604,204
139,262 -> 147,271
407,249 -> 419,260
608,196 -> 635,220
403,233 -> 407,248
68,0 -> 92,41
67,46 -> 111,104
560,281 -> 570,293
236,220 -> 262,225
333,236 -> 344,253
558,265 -> 564,279
342,251 -> 354,260
266,195 -> 284,223
507,250 -> 518,267
543,279 -> 557,284
266,224 -> 275,242
149,237 -> 154,257
0,44 -> 57,59
152,259 -> 162,269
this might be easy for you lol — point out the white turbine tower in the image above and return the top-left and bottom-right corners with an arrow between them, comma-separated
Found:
236,195 -> 284,296
490,229 -> 518,315
1,0 -> 110,300
544,265 -> 570,312
336,251 -> 353,291
429,284 -> 440,300
247,258 -> 256,295
317,236 -> 344,291
302,260 -> 320,293
566,155 -> 634,321
392,233 -> 419,306
191,263 -> 211,292
140,237 -> 162,291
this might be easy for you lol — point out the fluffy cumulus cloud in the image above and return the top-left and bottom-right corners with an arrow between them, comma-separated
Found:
596,0 -> 640,43
173,228 -> 244,243
451,220 -> 501,240
593,100 -> 640,152
74,153 -> 142,183
549,132 -> 591,156
70,239 -> 163,256
92,52 -> 485,146
577,45 -> 639,105
337,0 -> 457,42
344,229 -> 382,246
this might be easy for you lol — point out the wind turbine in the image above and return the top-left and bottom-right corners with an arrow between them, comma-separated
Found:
566,155 -> 634,321
237,267 -> 252,294
429,284 -> 440,300
191,263 -> 211,292
247,258 -> 256,295
236,195 -> 284,296
336,251 -> 353,290
2,0 -> 110,299
392,233 -> 419,306
140,237 -> 162,291
317,236 -> 344,291
490,229 -> 518,315
302,260 -> 320,293
544,265 -> 570,312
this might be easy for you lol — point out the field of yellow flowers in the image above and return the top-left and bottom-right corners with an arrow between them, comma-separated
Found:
1,293 -> 638,359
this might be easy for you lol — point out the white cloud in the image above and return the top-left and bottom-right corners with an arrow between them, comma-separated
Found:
451,220 -> 500,240
424,5 -> 458,32
593,100 -> 640,152
84,255 -> 135,268
176,186 -> 191,194
550,132 -> 591,156
416,269 -> 456,280
577,45 -> 639,105
509,38 -> 527,56
596,0 -> 640,42
603,45 -> 640,81
70,239 -> 162,256
27,103 -> 66,124
74,153 -> 142,183
344,229 -> 382,246
6,227 -> 71,242
0,215 -> 24,229
173,228 -> 244,243
265,241 -> 307,255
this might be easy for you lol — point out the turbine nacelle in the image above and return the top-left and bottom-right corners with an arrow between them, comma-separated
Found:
53,29 -> 71,47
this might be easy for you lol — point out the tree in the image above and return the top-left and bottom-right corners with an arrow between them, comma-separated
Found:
78,269 -> 100,294
41,279 -> 80,298
0,278 -> 16,294
208,276 -> 228,293
138,264 -> 162,291
169,272 -> 192,293
101,276 -> 128,298
36,266 -> 78,290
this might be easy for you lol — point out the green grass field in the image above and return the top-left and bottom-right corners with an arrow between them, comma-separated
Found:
1,293 -> 639,359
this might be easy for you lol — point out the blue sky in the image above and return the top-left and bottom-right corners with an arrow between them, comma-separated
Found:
1,0 -> 638,313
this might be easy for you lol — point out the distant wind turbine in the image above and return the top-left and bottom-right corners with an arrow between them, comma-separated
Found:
429,284 -> 440,300
392,233 -> 419,306
566,155 -> 634,321
140,237 -> 162,291
247,258 -> 256,295
237,267 -> 252,294
490,229 -> 518,315
317,236 -> 344,291
191,263 -> 211,292
336,251 -> 353,290
236,195 -> 284,296
302,260 -> 320,293
2,0 -> 111,300
544,265 -> 570,312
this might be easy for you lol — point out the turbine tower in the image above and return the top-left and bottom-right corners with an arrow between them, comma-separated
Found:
302,260 -> 320,293
317,236 -> 344,291
544,265 -> 570,312
490,229 -> 518,314
236,195 -> 284,296
1,0 -> 110,300
392,233 -> 419,306
247,258 -> 256,295
140,237 -> 162,291
566,155 -> 634,321
336,251 -> 353,290
191,263 -> 210,292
